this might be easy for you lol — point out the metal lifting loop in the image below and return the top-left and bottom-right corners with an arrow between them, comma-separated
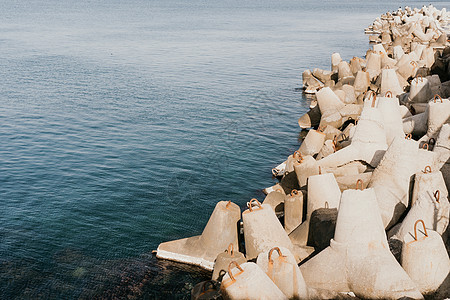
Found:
423,166 -> 432,174
356,179 -> 364,190
227,261 -> 243,282
422,143 -> 429,151
434,94 -> 443,103
293,151 -> 302,161
413,219 -> 428,241
405,133 -> 412,140
248,198 -> 262,212
268,247 -> 284,263
290,189 -> 298,197
385,91 -> 393,98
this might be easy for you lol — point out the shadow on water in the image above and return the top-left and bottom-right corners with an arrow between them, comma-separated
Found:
1,249 -> 210,299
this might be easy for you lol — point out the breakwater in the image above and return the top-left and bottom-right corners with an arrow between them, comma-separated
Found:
157,5 -> 450,299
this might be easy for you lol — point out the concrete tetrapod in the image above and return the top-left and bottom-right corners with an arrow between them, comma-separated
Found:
298,105 -> 321,129
256,247 -> 308,299
379,69 -> 404,97
242,199 -> 297,261
418,95 -> 450,143
298,129 -> 326,157
366,52 -> 382,79
403,111 -> 428,136
289,172 -> 341,246
368,136 -> 420,229
317,100 -> 388,169
412,165 -> 448,206
285,151 -> 302,173
392,188 -> 449,243
263,190 -> 286,215
331,52 -> 342,73
376,92 -> 405,145
212,243 -> 247,281
434,123 -> 450,170
156,200 -> 241,270
401,220 -> 450,295
284,189 -> 303,235
409,76 -> 432,103
221,261 -> 287,300
294,155 -> 320,188
353,70 -> 371,94
300,184 -> 423,299
315,87 -> 345,128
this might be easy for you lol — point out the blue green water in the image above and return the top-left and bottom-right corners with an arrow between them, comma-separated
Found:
1,0 -> 449,298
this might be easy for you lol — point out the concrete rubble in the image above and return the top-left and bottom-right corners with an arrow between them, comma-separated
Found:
158,5 -> 450,299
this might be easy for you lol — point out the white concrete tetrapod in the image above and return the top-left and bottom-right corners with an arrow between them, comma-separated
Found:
299,129 -> 326,157
338,61 -> 354,82
242,199 -> 295,261
373,43 -> 387,55
416,146 -> 438,173
156,200 -> 241,270
434,123 -> 450,169
341,84 -> 357,104
212,243 -> 247,281
221,261 -> 287,300
302,69 -> 312,86
272,161 -> 287,178
403,112 -> 428,136
335,172 -> 373,191
376,92 -> 405,145
304,76 -> 324,94
379,69 -> 404,96
393,188 -> 449,243
396,55 -> 417,80
294,155 -> 319,188
331,52 -> 342,73
418,95 -> 450,143
316,87 -> 345,117
322,125 -> 342,141
316,139 -> 335,160
289,172 -> 341,246
285,151 -> 302,173
401,220 -> 450,295
300,185 -> 423,299
366,52 -> 381,79
396,71 -> 409,90
353,70 -> 370,94
284,189 -> 303,235
393,45 -> 405,60
412,165 -> 448,206
256,247 -> 308,299
380,52 -> 397,69
312,68 -> 333,83
349,57 -> 363,75
409,75 -> 432,103
263,190 -> 286,214
368,137 -> 420,229
317,100 -> 388,169
298,105 -> 321,129
421,46 -> 435,68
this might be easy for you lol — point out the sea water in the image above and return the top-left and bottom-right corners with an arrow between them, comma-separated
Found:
1,0 -> 449,298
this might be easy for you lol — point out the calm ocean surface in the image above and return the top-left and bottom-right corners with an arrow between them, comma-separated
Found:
1,0 -> 449,298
